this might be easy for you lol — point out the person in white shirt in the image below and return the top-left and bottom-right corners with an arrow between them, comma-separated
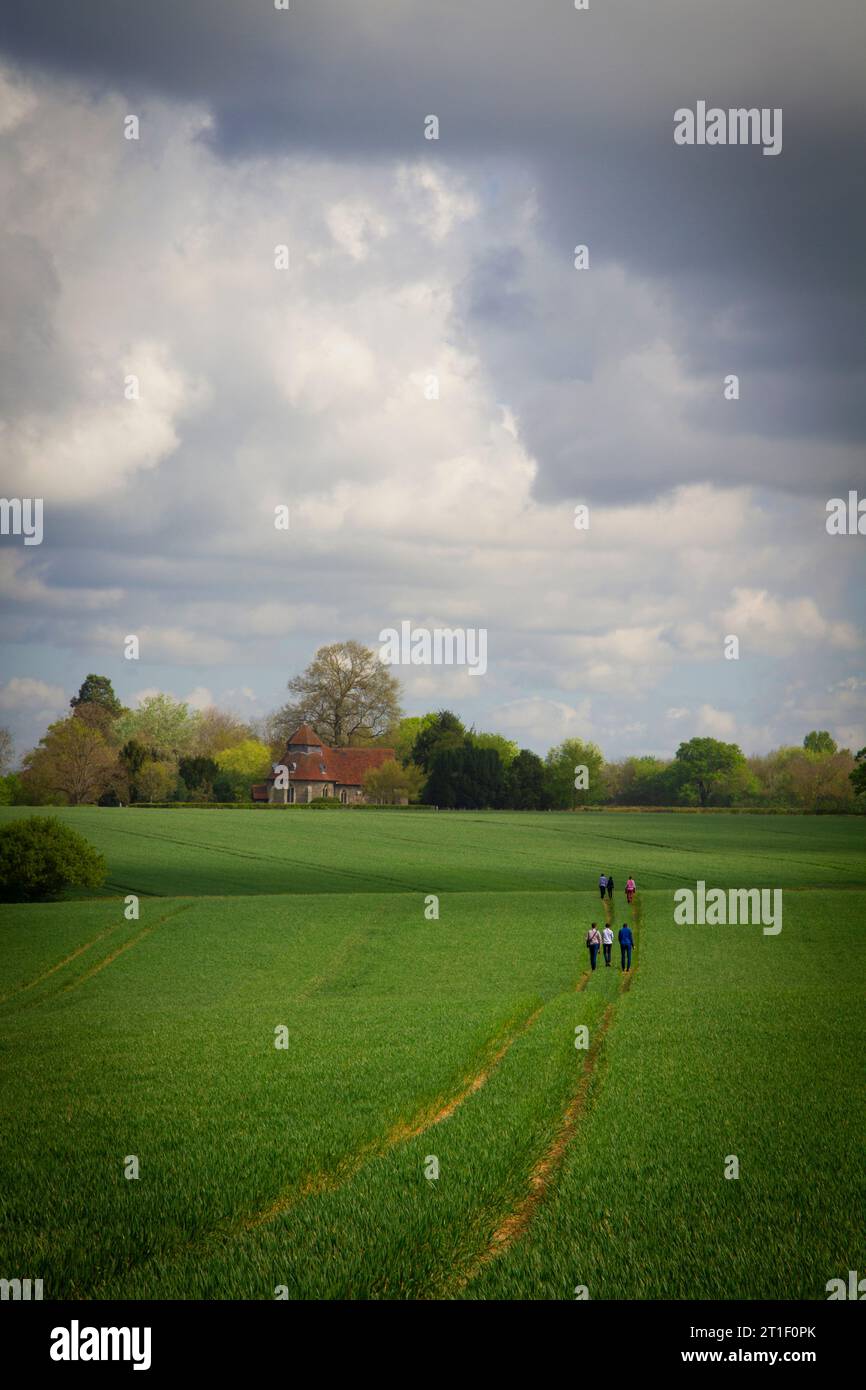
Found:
585,923 -> 601,971
602,924 -> 614,967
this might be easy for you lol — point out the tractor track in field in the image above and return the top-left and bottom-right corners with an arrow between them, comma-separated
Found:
389,1004 -> 545,1141
447,999 -> 618,1293
90,949 -> 617,1297
294,928 -> 371,1001
0,923 -> 121,1005
5,905 -> 196,1008
240,1004 -> 551,1230
269,969 -> 588,1197
60,926 -> 154,993
241,1000 -> 547,1231
59,904 -> 196,995
442,897 -> 643,1296
88,987 -> 579,1295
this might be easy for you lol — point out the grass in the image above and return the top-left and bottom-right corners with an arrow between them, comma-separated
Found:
0,807 -> 863,1299
0,804 -> 863,896
469,890 -> 865,1300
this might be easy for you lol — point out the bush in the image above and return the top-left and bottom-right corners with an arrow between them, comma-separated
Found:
0,816 -> 108,901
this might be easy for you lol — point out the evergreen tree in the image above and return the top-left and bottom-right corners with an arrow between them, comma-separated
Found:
505,748 -> 547,809
70,675 -> 123,719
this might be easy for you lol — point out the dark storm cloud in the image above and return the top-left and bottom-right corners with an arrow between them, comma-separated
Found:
3,2 -> 863,150
2,0 -> 865,502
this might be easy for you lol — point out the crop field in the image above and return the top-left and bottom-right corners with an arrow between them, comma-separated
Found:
0,807 -> 863,1300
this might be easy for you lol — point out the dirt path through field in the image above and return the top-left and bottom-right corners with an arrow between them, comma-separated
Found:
439,893 -> 645,1295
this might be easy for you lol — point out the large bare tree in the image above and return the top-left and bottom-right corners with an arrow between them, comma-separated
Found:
273,641 -> 403,747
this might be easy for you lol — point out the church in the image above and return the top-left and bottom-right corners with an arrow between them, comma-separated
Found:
251,723 -> 397,804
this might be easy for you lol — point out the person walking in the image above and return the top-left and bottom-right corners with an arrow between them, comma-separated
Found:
625,876 -> 636,904
618,921 -> 634,972
606,872 -> 615,900
602,923 -> 614,967
586,923 -> 601,971
598,872 -> 608,900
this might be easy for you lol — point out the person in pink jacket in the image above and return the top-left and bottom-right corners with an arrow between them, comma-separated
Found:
625,876 -> 636,904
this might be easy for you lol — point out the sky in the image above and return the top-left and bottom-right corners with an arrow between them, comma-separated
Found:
0,1 -> 864,760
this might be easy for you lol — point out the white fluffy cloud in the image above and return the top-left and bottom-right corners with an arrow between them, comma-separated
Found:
696,704 -> 737,738
493,697 -> 595,746
0,63 -> 863,760
0,676 -> 66,713
4,342 -> 202,504
723,588 -> 860,656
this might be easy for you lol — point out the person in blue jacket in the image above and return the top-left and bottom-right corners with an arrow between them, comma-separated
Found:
618,921 -> 634,971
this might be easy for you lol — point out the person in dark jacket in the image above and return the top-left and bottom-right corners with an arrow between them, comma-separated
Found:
586,923 -> 601,971
618,922 -> 633,971
606,873 -> 615,899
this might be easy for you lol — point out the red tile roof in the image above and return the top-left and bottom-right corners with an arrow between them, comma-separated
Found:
266,741 -> 395,787
287,723 -> 323,747
277,750 -> 332,783
326,746 -> 394,785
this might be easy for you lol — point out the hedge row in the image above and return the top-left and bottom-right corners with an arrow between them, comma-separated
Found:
115,802 -> 863,814
124,801 -> 435,811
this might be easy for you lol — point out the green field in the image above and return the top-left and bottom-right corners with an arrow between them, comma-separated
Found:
0,807 -> 863,1299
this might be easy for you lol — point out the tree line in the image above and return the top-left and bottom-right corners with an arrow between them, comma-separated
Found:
1,644 -> 864,812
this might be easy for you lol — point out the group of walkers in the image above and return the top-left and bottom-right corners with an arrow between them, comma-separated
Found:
585,921 -> 633,971
586,871 -> 636,972
598,872 -> 636,904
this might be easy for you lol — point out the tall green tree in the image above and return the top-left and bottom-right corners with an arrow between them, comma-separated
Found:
215,740 -> 273,780
136,759 -> 177,804
178,756 -> 220,797
850,748 -> 866,798
544,738 -> 605,809
115,695 -> 201,759
674,737 -> 745,806
119,739 -> 149,800
411,710 -> 466,771
803,730 -> 837,755
70,675 -> 123,719
472,731 -> 519,768
601,755 -> 676,805
504,748 -> 547,809
423,745 -> 503,809
381,715 -> 427,764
